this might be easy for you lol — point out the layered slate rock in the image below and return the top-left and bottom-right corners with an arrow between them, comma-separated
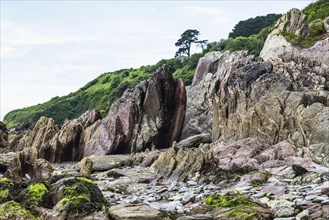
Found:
83,66 -> 186,156
181,51 -> 260,140
185,45 -> 328,165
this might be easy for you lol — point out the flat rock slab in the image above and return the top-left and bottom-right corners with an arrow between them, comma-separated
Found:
78,155 -> 132,172
109,203 -> 162,220
177,133 -> 211,149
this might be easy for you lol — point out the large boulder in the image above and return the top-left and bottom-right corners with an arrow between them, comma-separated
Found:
5,147 -> 52,181
109,204 -> 162,220
260,8 -> 308,60
151,143 -> 212,182
83,66 -> 186,156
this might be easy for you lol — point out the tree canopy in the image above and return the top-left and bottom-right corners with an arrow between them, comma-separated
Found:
228,13 -> 281,38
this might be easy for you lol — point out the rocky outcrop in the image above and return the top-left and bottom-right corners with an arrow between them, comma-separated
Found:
39,119 -> 84,162
260,8 -> 329,67
5,147 -> 52,180
0,122 -> 8,149
181,51 -> 260,140
182,43 -> 329,165
83,66 -> 186,156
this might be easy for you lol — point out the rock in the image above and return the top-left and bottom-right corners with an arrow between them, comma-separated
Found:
296,209 -> 309,220
260,8 -> 308,60
0,121 -> 8,149
308,204 -> 329,219
177,133 -> 212,149
15,117 -> 59,154
182,51 -> 261,141
256,141 -> 297,163
0,201 -> 39,219
83,66 -> 186,156
213,138 -> 268,173
151,144 -> 212,182
262,183 -> 286,196
292,164 -> 308,177
141,151 -> 159,167
79,157 -> 93,176
268,199 -> 295,217
49,176 -> 108,219
207,48 -> 329,165
77,109 -> 101,128
39,119 -> 84,162
77,155 -> 132,172
0,152 -> 16,173
5,148 -> 52,181
109,203 -> 162,220
176,214 -> 213,220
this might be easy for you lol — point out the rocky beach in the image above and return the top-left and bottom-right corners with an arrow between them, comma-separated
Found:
1,7 -> 329,220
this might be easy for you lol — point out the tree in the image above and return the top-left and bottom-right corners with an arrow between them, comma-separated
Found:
175,29 -> 204,58
228,14 -> 281,38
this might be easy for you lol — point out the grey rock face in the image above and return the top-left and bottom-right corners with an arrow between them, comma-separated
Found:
181,51 -> 261,140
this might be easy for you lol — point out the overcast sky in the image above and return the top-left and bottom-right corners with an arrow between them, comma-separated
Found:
0,0 -> 312,120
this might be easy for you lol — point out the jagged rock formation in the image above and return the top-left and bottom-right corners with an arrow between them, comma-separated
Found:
181,51 -> 260,140
181,10 -> 329,166
260,8 -> 329,64
83,66 -> 186,156
0,122 -> 9,152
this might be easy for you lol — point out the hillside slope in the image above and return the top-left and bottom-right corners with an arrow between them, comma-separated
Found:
3,57 -> 200,129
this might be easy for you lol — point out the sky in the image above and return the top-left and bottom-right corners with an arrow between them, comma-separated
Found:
0,0 -> 313,120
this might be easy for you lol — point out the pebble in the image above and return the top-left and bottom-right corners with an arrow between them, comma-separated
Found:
295,209 -> 309,220
321,199 -> 329,205
178,186 -> 188,193
252,192 -> 266,198
187,181 -> 197,186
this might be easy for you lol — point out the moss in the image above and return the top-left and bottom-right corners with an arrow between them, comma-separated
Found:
0,177 -> 14,186
205,193 -> 254,208
228,207 -> 258,220
0,189 -> 9,200
27,183 -> 48,202
0,201 -> 38,220
77,177 -> 94,184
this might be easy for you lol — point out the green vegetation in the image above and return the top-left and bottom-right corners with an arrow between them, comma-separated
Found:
303,0 -> 329,22
0,177 -> 14,186
0,189 -> 9,200
27,183 -> 48,202
77,177 -> 94,183
207,27 -> 271,56
205,193 -> 263,220
229,13 -> 281,38
227,207 -> 258,220
205,193 -> 254,208
280,18 -> 326,48
0,201 -> 39,220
